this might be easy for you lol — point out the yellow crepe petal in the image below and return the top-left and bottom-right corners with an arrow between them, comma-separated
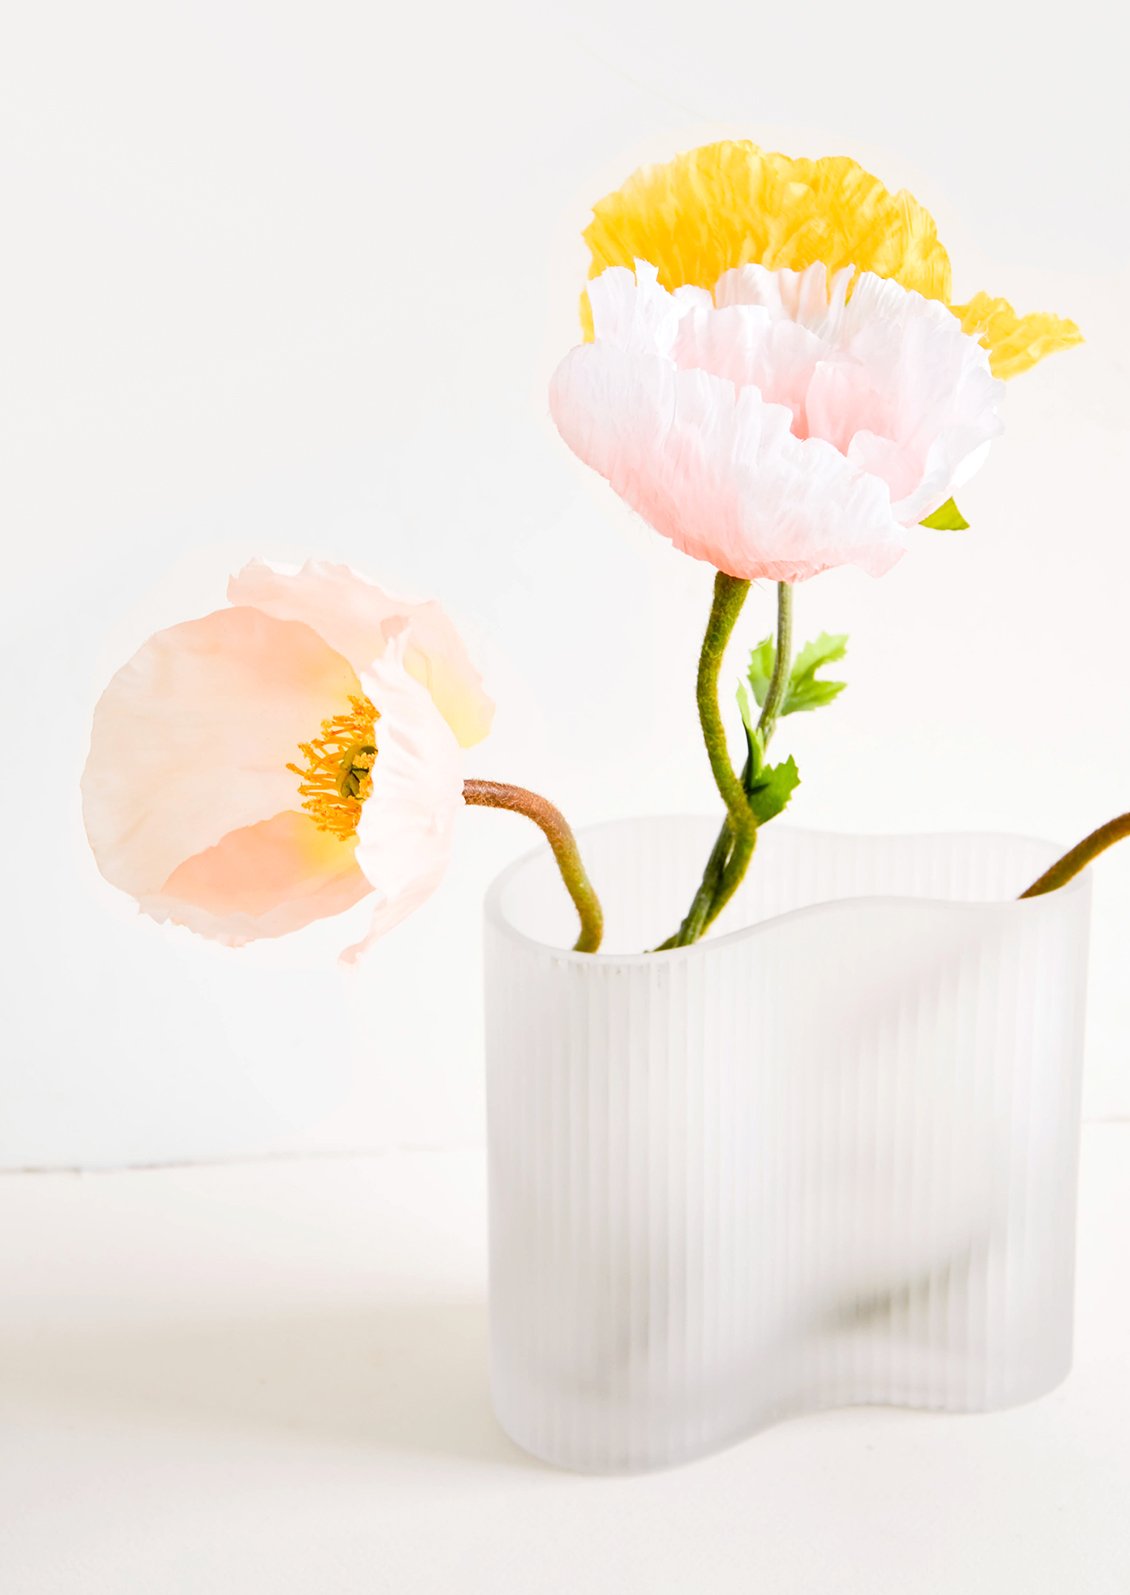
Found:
583,141 -> 953,308
950,292 -> 1084,379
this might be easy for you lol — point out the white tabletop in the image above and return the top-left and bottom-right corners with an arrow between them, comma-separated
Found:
3,1127 -> 1128,1594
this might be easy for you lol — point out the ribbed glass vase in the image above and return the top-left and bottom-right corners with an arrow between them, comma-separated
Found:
483,817 -> 1092,1474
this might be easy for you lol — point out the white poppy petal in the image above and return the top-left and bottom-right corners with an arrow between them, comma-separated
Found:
344,645 -> 464,962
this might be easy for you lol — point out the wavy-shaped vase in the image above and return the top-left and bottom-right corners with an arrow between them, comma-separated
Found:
483,818 -> 1091,1473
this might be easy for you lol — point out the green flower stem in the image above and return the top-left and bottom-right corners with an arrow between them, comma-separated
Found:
463,778 -> 603,952
654,573 -> 751,949
696,580 -> 794,936
755,580 -> 794,748
1020,812 -> 1130,899
655,827 -> 729,950
655,580 -> 793,951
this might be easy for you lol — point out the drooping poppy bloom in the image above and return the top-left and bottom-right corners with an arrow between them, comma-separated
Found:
551,259 -> 1004,582
580,141 -> 1082,379
81,560 -> 493,956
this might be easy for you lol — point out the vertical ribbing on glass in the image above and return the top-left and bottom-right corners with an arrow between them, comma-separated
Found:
484,820 -> 1092,1475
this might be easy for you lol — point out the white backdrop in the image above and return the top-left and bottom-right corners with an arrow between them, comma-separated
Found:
2,0 -> 1126,1167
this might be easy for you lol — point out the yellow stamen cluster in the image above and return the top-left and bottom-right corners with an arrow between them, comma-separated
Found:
288,694 -> 379,841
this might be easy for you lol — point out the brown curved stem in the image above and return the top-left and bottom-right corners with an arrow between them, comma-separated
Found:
1020,812 -> 1130,898
463,779 -> 603,952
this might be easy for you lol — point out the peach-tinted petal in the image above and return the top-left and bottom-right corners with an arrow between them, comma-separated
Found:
82,606 -> 360,900
344,644 -> 464,962
144,812 -> 372,945
228,559 -> 493,749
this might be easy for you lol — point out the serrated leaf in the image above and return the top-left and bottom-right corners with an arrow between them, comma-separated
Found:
746,754 -> 800,826
920,497 -> 969,531
791,632 -> 848,680
786,677 -> 847,714
746,637 -> 776,708
781,631 -> 848,716
745,629 -> 848,735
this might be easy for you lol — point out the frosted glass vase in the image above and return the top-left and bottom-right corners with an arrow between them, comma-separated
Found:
483,817 -> 1092,1474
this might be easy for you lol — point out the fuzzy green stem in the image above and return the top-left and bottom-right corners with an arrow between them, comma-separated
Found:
654,573 -> 752,949
696,573 -> 754,847
656,581 -> 793,950
463,779 -> 603,952
695,581 -> 795,936
755,581 -> 794,749
1020,813 -> 1130,899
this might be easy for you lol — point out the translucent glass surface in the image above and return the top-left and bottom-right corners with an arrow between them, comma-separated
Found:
483,818 -> 1092,1473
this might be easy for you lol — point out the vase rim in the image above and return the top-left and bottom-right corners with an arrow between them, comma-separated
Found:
483,816 -> 1091,967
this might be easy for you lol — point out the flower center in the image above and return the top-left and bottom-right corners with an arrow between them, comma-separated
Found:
288,694 -> 379,840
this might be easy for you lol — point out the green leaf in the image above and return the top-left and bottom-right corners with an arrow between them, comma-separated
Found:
746,754 -> 800,826
789,679 -> 846,713
748,633 -> 848,720
791,632 -> 847,679
735,682 -> 763,781
920,497 -> 969,531
745,636 -> 776,709
782,632 -> 848,716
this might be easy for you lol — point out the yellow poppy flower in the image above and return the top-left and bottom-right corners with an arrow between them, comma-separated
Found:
582,141 -> 1081,379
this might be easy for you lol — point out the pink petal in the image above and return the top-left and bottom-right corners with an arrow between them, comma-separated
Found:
828,272 -> 1004,522
549,340 -> 904,582
146,811 -> 371,944
553,262 -> 1004,577
228,559 -> 493,749
82,606 -> 361,901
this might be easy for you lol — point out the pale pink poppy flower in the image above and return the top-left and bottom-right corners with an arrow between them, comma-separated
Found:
550,260 -> 1005,582
81,560 -> 493,958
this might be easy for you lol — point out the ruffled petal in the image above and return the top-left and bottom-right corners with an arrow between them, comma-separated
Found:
344,644 -> 465,962
144,812 -> 371,945
554,262 -> 1007,578
82,606 -> 361,901
550,335 -> 905,582
950,292 -> 1084,379
587,261 -> 691,353
228,559 -> 493,749
578,142 -> 1080,387
813,270 -> 1004,522
582,141 -> 953,327
714,262 -> 854,336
